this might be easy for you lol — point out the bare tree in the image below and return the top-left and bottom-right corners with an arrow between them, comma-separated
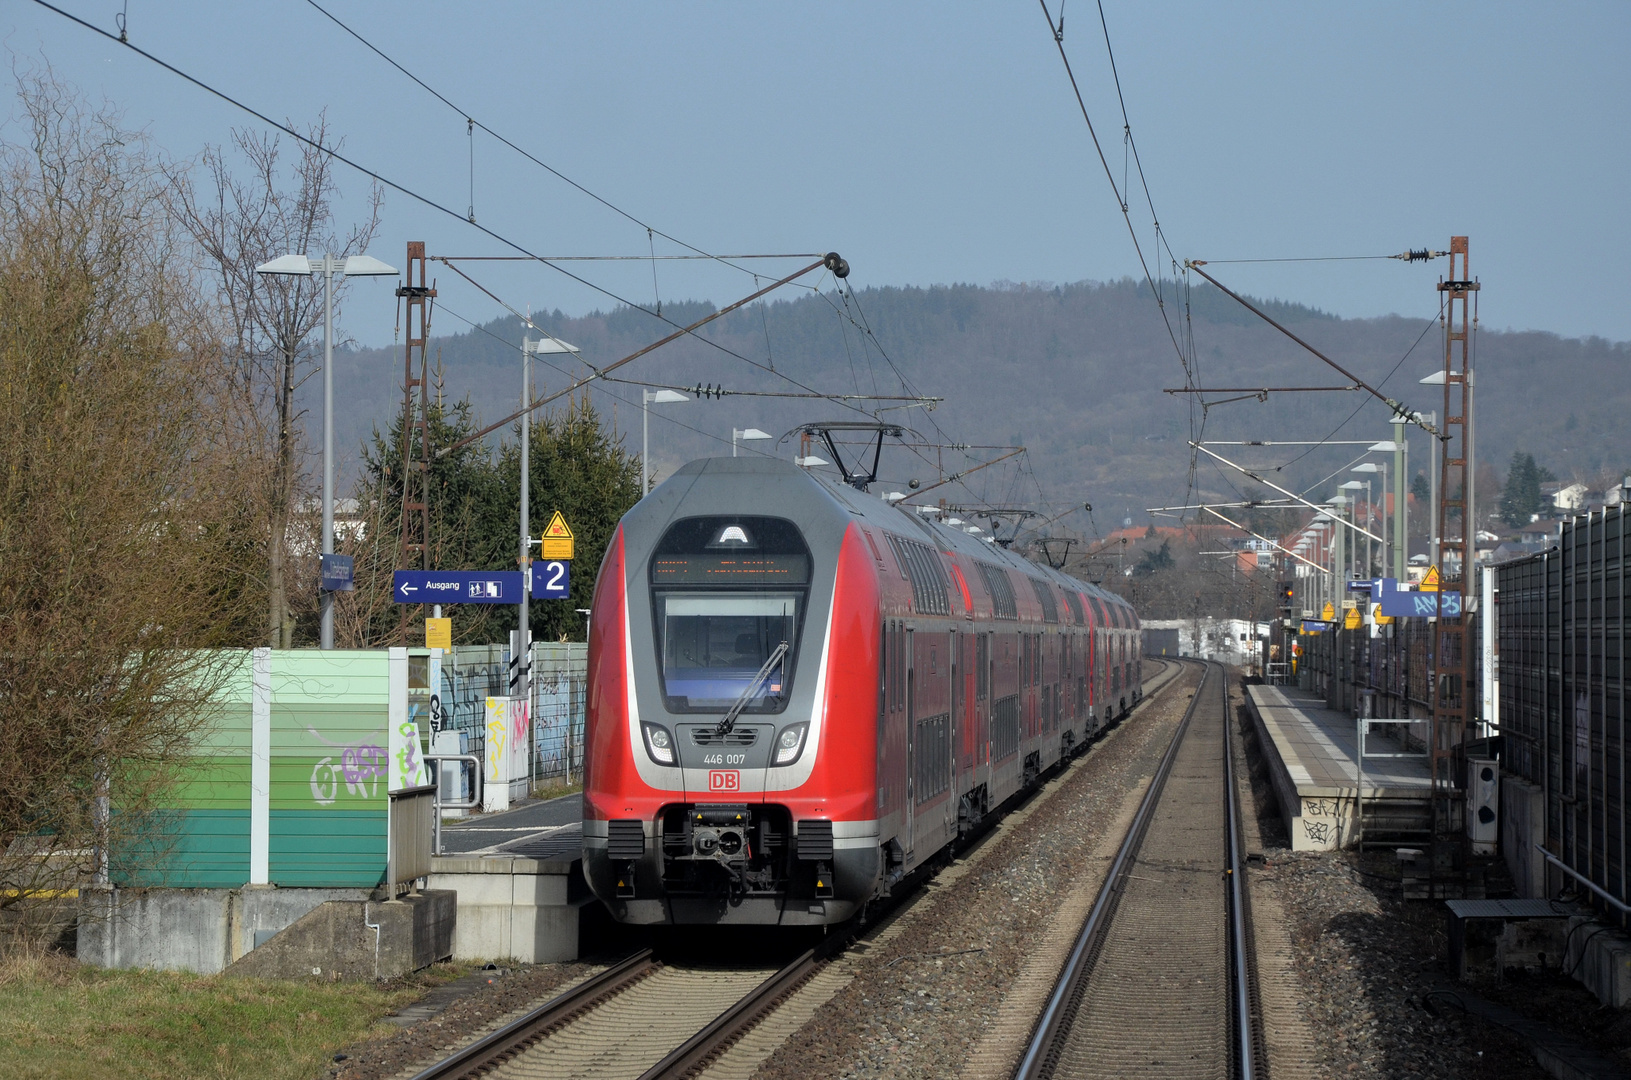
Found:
170,121 -> 381,647
0,73 -> 261,945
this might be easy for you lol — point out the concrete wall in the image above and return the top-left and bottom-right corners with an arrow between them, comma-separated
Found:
1501,775 -> 1546,898
79,888 -> 237,974
428,854 -> 592,963
80,885 -> 390,974
225,891 -> 454,981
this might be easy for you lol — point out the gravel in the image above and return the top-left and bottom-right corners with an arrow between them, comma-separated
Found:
1255,849 -> 1548,1078
748,663 -> 1197,1080
329,664 -> 1631,1080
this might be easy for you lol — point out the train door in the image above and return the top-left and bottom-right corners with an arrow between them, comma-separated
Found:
904,627 -> 915,860
949,628 -> 961,814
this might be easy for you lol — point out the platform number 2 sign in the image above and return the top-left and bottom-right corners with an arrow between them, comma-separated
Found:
532,560 -> 570,599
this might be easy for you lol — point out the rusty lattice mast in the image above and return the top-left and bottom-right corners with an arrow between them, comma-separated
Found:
1431,235 -> 1477,835
396,241 -> 436,580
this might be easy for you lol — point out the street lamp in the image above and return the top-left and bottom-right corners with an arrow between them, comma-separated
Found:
1353,461 -> 1387,575
795,455 -> 830,468
642,388 -> 689,495
1340,480 -> 1368,576
254,252 -> 397,650
520,334 -> 579,672
732,427 -> 771,456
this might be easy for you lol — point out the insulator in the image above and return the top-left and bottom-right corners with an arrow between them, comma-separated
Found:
824,252 -> 850,279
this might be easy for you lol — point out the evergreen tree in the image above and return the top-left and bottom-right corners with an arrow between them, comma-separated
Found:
339,394 -> 639,646
506,396 -> 642,643
1411,472 -> 1430,502
1500,452 -> 1544,524
1133,539 -> 1174,577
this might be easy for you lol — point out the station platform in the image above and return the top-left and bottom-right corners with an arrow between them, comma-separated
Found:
427,793 -> 595,963
1246,684 -> 1433,851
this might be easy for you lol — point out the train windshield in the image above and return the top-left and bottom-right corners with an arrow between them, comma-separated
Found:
655,594 -> 799,709
649,515 -> 811,713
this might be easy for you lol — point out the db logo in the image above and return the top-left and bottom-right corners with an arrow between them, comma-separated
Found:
708,770 -> 740,792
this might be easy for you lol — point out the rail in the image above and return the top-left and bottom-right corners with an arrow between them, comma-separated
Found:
1013,660 -> 1260,1079
408,656 -> 1190,1080
403,949 -> 658,1080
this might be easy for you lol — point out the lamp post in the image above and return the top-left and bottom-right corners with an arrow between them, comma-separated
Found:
519,334 -> 578,683
1353,461 -> 1388,572
642,388 -> 689,495
254,253 -> 397,649
1341,481 -> 1368,576
1390,418 -> 1409,578
732,427 -> 772,457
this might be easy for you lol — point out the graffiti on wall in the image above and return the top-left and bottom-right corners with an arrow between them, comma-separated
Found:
307,727 -> 389,806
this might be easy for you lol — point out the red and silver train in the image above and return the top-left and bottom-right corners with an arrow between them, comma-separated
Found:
582,456 -> 1142,925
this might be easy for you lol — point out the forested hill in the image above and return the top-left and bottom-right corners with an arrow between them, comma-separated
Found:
327,279 -> 1630,526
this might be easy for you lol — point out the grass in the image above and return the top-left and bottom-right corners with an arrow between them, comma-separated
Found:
529,778 -> 582,802
0,948 -> 464,1080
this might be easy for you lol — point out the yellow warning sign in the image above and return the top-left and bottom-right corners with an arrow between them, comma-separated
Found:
1374,604 -> 1394,626
426,617 -> 452,650
540,510 -> 575,560
1344,607 -> 1362,630
1321,601 -> 1336,622
1420,566 -> 1441,592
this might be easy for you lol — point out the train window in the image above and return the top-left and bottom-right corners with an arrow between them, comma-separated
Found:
976,634 -> 989,700
880,621 -> 889,703
1062,589 -> 1084,626
887,534 -> 951,616
977,564 -> 1019,620
654,594 -> 799,712
1028,578 -> 1059,624
649,516 -> 811,714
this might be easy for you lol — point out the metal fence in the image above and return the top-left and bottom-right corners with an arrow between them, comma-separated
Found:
418,641 -> 588,787
1497,503 -> 1630,910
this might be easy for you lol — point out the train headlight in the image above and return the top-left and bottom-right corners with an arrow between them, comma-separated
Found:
774,722 -> 809,765
642,723 -> 675,765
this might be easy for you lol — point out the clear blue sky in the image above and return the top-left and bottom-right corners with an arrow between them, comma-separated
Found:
5,1 -> 1629,348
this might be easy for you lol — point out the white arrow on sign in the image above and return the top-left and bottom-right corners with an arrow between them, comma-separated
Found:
400,583 -> 418,594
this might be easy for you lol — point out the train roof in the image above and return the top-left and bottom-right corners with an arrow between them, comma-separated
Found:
659,456 -> 1134,620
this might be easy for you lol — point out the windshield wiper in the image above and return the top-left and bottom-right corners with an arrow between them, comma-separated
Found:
715,640 -> 789,737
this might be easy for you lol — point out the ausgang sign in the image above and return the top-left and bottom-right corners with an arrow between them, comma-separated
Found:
393,570 -> 523,605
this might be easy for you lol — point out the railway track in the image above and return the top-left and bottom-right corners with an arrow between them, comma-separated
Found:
404,658 -> 1191,1080
1014,660 -> 1261,1080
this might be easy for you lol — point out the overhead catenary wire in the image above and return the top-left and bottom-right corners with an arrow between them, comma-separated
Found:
28,0 -> 848,414
53,0 -> 1048,540
432,257 -> 890,427
434,301 -> 781,460
1036,0 -> 1189,377
1270,300 -> 1444,474
299,0 -> 771,282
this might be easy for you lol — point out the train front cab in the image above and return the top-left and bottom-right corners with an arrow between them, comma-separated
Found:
583,502 -> 883,926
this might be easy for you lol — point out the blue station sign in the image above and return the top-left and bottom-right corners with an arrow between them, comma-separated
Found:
321,553 -> 355,592
1378,589 -> 1462,618
393,570 -> 523,605
530,559 -> 571,599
